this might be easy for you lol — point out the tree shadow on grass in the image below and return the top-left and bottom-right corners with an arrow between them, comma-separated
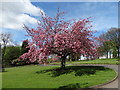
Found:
1,70 -> 8,72
36,66 -> 110,77
53,83 -> 88,90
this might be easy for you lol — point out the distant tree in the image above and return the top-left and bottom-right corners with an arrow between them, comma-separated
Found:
0,32 -> 12,56
106,28 -> 120,58
20,9 -> 98,69
112,48 -> 118,58
102,41 -> 115,58
4,46 -> 21,67
21,39 -> 30,55
0,44 -> 2,72
98,28 -> 120,58
0,32 -> 12,71
69,53 -> 80,61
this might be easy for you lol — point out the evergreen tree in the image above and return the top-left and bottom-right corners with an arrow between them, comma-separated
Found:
21,39 -> 29,55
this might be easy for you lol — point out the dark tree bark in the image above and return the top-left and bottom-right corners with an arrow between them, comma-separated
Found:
61,56 -> 66,69
106,51 -> 109,59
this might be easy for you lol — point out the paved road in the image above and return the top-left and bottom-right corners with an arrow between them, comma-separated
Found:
79,64 -> 119,88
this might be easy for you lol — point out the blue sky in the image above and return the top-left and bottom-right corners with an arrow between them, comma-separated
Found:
32,2 -> 118,30
1,1 -> 118,45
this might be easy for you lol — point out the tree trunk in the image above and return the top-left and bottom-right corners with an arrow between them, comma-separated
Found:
61,56 -> 66,69
2,46 -> 6,72
106,51 -> 109,59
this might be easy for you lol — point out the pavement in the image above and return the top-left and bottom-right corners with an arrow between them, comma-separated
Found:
79,64 -> 119,88
97,65 -> 119,89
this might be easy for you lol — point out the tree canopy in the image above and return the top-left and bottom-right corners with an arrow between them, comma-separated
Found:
98,28 -> 120,58
20,10 -> 98,68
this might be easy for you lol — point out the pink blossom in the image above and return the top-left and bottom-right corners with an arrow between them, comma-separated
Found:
20,10 -> 99,64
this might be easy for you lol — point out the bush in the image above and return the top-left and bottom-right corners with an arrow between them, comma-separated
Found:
3,46 -> 21,67
11,59 -> 29,66
11,59 -> 39,66
3,45 -> 39,67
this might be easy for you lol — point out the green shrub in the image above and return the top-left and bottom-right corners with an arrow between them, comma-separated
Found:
3,46 -> 21,67
11,59 -> 39,66
11,59 -> 26,66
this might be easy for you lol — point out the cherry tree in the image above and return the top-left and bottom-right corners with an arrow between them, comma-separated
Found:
20,10 -> 98,69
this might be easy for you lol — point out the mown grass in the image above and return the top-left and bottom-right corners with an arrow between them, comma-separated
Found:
50,58 -> 120,65
0,73 -> 2,89
2,65 -> 116,89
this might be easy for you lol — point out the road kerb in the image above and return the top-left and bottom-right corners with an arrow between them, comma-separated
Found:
89,69 -> 118,88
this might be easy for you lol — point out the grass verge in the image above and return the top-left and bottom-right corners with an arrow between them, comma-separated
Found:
2,65 -> 116,89
50,58 -> 120,65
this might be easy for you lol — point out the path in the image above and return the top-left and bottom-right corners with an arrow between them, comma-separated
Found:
78,64 -> 118,88
42,64 -> 119,88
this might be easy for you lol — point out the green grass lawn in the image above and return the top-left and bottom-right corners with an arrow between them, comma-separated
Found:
50,58 -> 120,65
2,65 -> 117,89
0,73 -> 2,89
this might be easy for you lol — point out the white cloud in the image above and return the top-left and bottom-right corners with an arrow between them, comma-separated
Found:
0,0 -> 45,30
